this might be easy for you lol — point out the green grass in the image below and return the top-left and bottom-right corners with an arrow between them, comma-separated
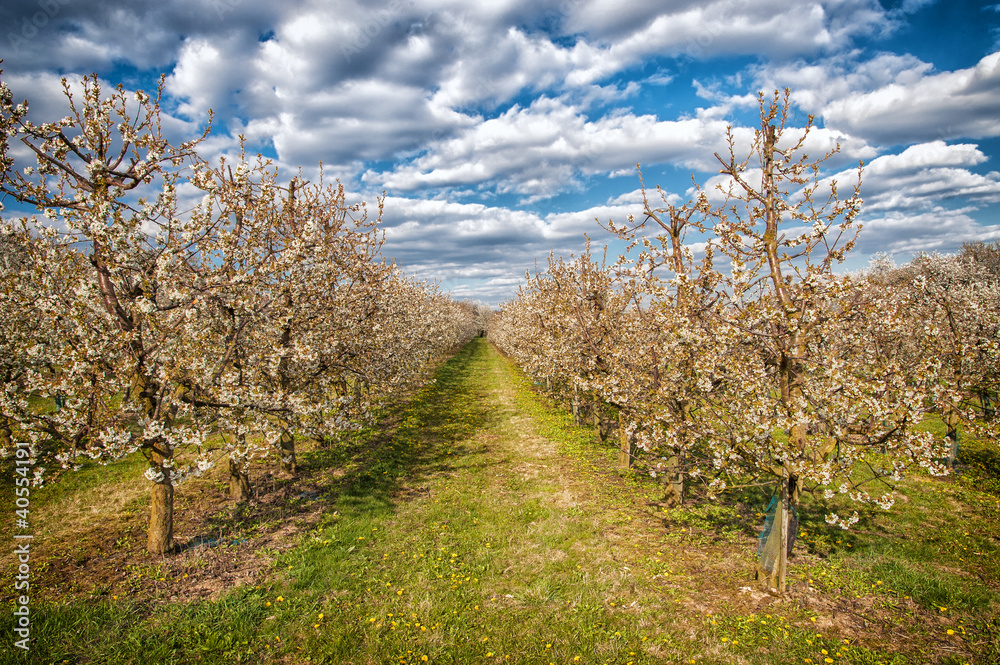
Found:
788,419 -> 1000,613
1,338 -> 997,664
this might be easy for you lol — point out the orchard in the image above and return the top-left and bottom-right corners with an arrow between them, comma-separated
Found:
1,75 -> 997,664
0,71 -> 479,555
490,91 -> 1000,593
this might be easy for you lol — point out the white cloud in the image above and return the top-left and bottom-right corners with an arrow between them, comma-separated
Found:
564,0 -> 893,79
857,207 -> 1000,256
167,36 -> 260,120
819,141 -> 1000,212
376,194 -> 642,302
746,51 -> 935,112
367,97 -> 747,202
822,51 -> 1000,144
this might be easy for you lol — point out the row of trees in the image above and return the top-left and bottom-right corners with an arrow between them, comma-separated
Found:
490,91 -> 1000,591
0,72 -> 479,554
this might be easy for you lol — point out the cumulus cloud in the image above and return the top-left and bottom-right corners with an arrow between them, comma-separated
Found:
1,0 -> 289,72
167,35 -> 262,120
564,0 -> 892,72
2,0 -> 998,301
367,97 -> 746,202
747,51 -> 936,112
377,195 -> 643,303
819,141 -> 1000,212
856,207 -> 1000,256
821,51 -> 1000,144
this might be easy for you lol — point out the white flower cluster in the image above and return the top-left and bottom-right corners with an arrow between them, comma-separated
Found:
825,512 -> 860,530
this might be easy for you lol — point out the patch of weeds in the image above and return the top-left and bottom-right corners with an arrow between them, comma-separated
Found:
660,502 -> 749,543
706,612 -> 912,665
865,558 -> 994,611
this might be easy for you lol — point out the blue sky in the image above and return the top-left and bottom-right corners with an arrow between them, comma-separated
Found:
2,0 -> 999,304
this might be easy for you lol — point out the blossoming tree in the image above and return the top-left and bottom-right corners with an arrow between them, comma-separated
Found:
0,72 -> 230,552
1,71 -> 478,553
491,90 -> 958,593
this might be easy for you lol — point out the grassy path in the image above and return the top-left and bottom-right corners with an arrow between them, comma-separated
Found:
6,338 -> 998,664
271,337 -> 703,664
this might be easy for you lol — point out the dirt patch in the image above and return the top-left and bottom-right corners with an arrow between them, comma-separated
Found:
4,463 -> 340,605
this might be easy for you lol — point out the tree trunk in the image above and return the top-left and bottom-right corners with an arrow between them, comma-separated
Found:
276,182 -> 297,476
146,445 -> 174,555
776,468 -> 791,593
572,383 -> 580,426
981,390 -> 995,421
668,401 -> 695,505
944,407 -> 960,469
280,429 -> 297,474
593,397 -> 603,442
757,470 -> 791,593
618,411 -> 632,470
229,457 -> 251,503
665,453 -> 684,506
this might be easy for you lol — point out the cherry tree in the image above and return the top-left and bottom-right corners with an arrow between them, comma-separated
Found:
0,72 -> 226,553
871,252 -> 1000,466
1,70 -> 480,553
663,91 -> 953,591
204,153 -> 391,483
594,178 -> 718,501
493,90 -> 958,593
